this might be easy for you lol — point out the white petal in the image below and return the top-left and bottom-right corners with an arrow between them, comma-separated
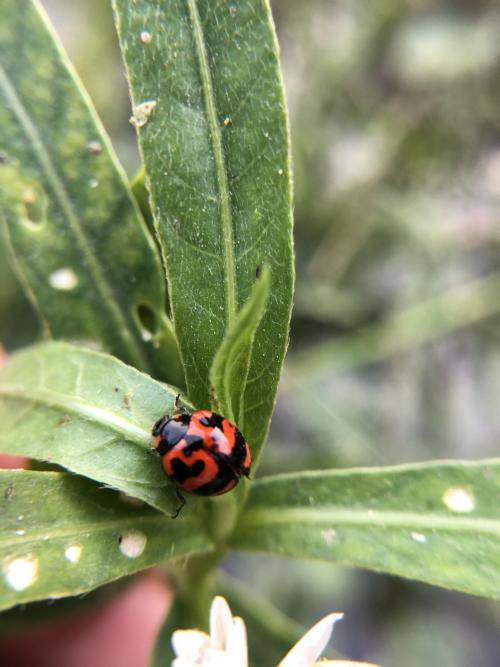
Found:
209,596 -> 235,650
203,648 -> 234,667
226,616 -> 248,667
172,659 -> 200,667
171,629 -> 211,661
278,613 -> 344,667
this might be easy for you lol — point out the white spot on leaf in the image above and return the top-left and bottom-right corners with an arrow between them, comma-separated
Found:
321,528 -> 336,545
49,268 -> 78,291
15,530 -> 25,536
442,487 -> 475,513
140,30 -> 152,44
5,556 -> 38,591
130,101 -> 157,128
64,545 -> 82,564
87,140 -> 102,155
88,177 -> 99,189
119,530 -> 147,559
411,532 -> 427,544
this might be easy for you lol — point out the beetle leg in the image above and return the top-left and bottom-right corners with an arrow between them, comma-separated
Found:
171,486 -> 186,519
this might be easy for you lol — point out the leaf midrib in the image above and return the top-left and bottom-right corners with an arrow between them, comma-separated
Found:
239,507 -> 500,536
187,0 -> 236,327
0,63 -> 148,371
0,384 -> 149,444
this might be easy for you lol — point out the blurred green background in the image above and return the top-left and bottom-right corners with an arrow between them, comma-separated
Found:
2,0 -> 500,664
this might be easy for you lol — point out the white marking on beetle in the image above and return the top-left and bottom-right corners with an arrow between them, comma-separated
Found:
442,487 -> 475,513
49,268 -> 78,291
5,556 -> 38,591
211,427 -> 232,455
411,532 -> 427,544
130,101 -> 157,128
64,545 -> 82,564
321,528 -> 337,545
118,530 -> 147,559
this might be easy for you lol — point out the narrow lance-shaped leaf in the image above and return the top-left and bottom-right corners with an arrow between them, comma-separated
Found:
232,460 -> 500,599
210,267 -> 270,430
0,470 -> 212,612
0,0 -> 183,385
0,342 -> 195,515
112,0 -> 294,457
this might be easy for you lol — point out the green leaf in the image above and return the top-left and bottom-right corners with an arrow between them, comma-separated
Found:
112,0 -> 294,451
210,267 -> 270,431
0,239 -> 38,350
232,461 -> 500,598
0,470 -> 212,612
131,167 -> 155,236
0,0 -> 183,385
0,341 -> 193,514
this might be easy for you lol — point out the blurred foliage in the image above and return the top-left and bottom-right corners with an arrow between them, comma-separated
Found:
2,0 -> 500,665
265,0 -> 500,494
268,1 -> 500,665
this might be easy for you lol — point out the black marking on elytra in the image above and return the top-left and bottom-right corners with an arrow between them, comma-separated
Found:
156,438 -> 172,456
181,434 -> 204,456
170,457 -> 205,483
199,412 -> 225,429
194,460 -> 236,495
176,412 -> 192,425
233,429 -> 247,466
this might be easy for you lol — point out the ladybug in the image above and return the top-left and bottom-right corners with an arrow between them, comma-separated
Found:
152,397 -> 251,517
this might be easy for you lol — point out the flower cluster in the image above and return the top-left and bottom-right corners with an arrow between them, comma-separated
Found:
171,596 -> 380,667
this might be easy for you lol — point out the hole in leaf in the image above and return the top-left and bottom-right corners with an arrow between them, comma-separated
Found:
136,303 -> 158,341
21,182 -> 47,229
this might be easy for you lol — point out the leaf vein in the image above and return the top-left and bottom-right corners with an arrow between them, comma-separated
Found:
187,0 -> 236,326
0,65 -> 148,372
